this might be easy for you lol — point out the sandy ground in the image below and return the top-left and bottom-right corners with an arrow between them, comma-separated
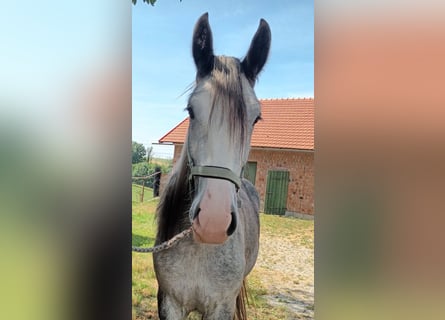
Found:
255,228 -> 314,319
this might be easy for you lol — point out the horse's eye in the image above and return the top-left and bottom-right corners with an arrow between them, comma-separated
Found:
185,106 -> 195,119
253,115 -> 262,125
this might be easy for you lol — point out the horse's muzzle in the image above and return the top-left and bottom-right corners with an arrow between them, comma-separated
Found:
191,179 -> 237,244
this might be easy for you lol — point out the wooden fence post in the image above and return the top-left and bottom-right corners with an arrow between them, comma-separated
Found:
140,182 -> 145,202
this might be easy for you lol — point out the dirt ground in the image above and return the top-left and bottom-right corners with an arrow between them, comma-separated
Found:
254,222 -> 314,319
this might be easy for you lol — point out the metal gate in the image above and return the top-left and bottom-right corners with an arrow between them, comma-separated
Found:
264,170 -> 289,215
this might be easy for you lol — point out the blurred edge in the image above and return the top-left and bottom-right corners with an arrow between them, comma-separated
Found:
3,1 -> 445,320
316,1 -> 445,319
0,1 -> 131,320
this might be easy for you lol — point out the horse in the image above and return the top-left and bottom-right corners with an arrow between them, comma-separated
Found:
153,12 -> 271,319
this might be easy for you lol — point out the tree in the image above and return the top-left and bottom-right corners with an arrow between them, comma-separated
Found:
132,162 -> 151,186
132,0 -> 156,5
132,141 -> 146,164
132,0 -> 182,6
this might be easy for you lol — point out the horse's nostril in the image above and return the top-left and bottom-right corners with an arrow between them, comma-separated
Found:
226,211 -> 237,236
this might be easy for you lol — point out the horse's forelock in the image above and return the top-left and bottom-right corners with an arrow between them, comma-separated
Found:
193,56 -> 248,148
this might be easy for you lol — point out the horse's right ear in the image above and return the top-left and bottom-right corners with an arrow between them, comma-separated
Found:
192,12 -> 214,78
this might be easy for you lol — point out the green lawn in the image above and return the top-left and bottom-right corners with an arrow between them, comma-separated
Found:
132,184 -> 154,203
132,196 -> 313,319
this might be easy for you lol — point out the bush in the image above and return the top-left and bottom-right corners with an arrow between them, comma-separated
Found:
132,162 -> 151,187
132,162 -> 170,188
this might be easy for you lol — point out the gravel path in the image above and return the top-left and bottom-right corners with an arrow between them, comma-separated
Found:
255,227 -> 314,319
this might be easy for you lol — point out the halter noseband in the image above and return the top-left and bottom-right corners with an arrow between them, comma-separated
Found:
190,165 -> 241,190
186,136 -> 242,191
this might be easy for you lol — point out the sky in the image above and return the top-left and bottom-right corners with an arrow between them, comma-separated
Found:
132,0 -> 314,158
1,1 -> 126,105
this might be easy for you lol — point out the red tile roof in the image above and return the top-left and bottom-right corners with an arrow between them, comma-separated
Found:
159,98 -> 314,150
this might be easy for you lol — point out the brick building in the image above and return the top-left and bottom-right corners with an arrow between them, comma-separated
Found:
158,98 -> 314,217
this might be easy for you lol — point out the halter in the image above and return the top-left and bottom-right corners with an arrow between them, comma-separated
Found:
186,135 -> 243,192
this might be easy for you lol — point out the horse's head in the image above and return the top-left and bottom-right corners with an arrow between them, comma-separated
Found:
187,13 -> 271,244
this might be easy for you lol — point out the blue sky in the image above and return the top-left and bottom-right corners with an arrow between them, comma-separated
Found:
0,1 -> 125,105
132,0 -> 313,158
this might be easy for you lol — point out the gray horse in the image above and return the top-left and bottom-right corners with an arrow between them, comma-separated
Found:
153,12 -> 271,320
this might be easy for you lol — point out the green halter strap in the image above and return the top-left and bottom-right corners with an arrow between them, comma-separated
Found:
186,136 -> 242,191
190,165 -> 241,190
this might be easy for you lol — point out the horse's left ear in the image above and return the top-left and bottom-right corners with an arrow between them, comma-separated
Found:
242,19 -> 271,85
192,12 -> 215,78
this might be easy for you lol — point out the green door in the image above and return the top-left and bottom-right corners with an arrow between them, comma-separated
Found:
243,161 -> 257,185
264,170 -> 289,215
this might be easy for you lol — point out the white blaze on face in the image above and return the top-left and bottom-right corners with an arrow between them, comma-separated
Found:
188,75 -> 261,244
189,85 -> 238,244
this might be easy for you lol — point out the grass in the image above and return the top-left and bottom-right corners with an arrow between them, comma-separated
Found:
132,196 -> 313,319
132,184 -> 154,203
260,214 -> 314,250
150,157 -> 173,168
132,197 -> 158,319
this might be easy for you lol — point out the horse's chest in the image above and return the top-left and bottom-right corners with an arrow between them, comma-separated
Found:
153,237 -> 245,304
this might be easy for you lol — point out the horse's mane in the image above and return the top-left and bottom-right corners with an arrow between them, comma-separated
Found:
155,147 -> 191,243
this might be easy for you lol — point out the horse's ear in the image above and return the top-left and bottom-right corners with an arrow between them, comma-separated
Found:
242,19 -> 271,85
192,12 -> 214,78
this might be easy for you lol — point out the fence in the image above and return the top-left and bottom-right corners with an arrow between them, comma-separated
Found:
132,170 -> 161,202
